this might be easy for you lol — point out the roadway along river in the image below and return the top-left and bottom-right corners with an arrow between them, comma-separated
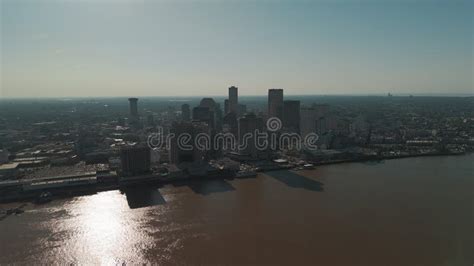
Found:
0,154 -> 472,265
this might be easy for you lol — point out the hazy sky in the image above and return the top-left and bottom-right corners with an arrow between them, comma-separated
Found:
1,0 -> 472,97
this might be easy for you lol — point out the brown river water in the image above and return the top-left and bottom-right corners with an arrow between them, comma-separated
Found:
0,154 -> 472,265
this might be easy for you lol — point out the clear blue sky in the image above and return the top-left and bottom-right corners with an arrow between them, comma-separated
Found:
1,0 -> 472,97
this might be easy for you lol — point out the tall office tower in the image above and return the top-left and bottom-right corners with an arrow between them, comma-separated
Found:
223,112 -> 238,136
228,86 -> 238,114
128,98 -> 139,117
238,113 -> 264,158
120,145 -> 151,176
268,89 -> 284,119
214,103 -> 223,131
315,115 -> 348,136
193,98 -> 218,129
181,104 -> 191,121
283,100 -> 301,133
300,107 -> 318,138
193,106 -> 215,129
200,98 -> 217,111
169,121 -> 208,165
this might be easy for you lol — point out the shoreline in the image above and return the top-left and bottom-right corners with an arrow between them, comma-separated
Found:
0,151 -> 469,205
305,151 -> 468,168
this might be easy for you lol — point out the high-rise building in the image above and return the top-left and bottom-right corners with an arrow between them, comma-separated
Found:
300,107 -> 317,138
223,112 -> 238,136
181,104 -> 191,121
214,103 -> 223,131
315,115 -> 349,136
200,98 -> 217,111
300,104 -> 329,138
120,145 -> 151,176
228,86 -> 238,114
169,121 -> 208,165
283,100 -> 300,133
192,98 -> 219,129
238,113 -> 264,158
128,98 -> 139,117
315,117 -> 328,136
268,89 -> 283,119
193,106 -> 214,127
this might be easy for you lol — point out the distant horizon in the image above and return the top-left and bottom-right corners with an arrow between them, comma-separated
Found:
1,91 -> 473,100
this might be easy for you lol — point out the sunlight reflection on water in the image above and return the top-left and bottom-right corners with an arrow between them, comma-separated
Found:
55,191 -> 155,264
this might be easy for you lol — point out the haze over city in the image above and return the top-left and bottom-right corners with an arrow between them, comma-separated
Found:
1,1 -> 474,265
1,0 -> 472,98
1,87 -> 473,265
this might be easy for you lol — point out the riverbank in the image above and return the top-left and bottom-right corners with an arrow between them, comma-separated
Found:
0,151 -> 468,204
0,169 -> 256,204
306,150 -> 468,167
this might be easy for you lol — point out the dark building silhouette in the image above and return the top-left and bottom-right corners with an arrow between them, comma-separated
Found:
169,121 -> 208,165
75,129 -> 102,159
128,98 -> 139,117
300,104 -> 328,138
238,113 -> 264,158
200,98 -> 217,110
214,103 -> 223,131
181,104 -> 191,121
193,98 -> 219,129
268,89 -> 283,119
120,145 -> 151,176
193,106 -> 213,127
300,107 -> 317,138
283,100 -> 300,133
223,112 -> 238,136
228,86 -> 238,114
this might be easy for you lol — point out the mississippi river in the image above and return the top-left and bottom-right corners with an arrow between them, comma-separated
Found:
1,154 -> 472,265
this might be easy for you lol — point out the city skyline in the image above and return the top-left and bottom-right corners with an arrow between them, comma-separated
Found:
1,0 -> 472,98
1,1 -> 473,265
